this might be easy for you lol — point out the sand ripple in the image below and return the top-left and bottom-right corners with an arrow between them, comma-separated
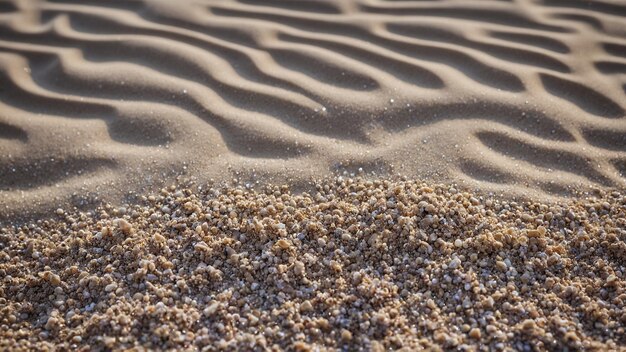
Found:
0,0 -> 625,219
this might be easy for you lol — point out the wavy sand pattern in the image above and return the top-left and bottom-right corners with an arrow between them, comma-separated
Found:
0,0 -> 625,220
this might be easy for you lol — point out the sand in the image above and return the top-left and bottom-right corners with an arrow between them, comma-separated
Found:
0,0 -> 625,350
2,179 -> 626,350
0,0 -> 625,221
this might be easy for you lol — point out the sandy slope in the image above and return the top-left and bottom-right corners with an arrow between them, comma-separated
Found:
0,0 -> 625,222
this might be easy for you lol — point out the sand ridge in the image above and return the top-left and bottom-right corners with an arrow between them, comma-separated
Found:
0,0 -> 625,219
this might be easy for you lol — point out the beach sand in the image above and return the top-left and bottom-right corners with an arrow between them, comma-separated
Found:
0,0 -> 625,221
0,0 -> 625,350
2,180 -> 626,350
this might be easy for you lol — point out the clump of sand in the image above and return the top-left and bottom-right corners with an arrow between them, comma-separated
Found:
1,178 -> 625,350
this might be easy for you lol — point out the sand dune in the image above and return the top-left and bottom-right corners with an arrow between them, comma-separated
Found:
0,0 -> 625,221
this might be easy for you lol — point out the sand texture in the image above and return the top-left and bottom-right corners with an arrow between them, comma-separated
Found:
0,0 -> 625,221
1,180 -> 625,350
1,1 -> 626,350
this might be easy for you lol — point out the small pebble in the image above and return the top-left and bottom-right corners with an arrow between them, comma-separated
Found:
469,328 -> 481,339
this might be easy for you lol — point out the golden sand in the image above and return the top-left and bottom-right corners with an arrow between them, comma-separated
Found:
1,178 -> 625,351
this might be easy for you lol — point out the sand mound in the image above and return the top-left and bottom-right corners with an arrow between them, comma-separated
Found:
0,0 -> 625,221
1,179 -> 625,350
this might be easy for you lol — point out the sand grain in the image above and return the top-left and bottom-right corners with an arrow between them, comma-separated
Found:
1,179 -> 625,350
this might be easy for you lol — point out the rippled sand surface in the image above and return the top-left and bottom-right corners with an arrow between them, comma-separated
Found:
0,0 -> 625,221
1,1 -> 626,350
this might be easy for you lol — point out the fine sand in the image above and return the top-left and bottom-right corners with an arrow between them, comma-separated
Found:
0,0 -> 625,221
1,0 -> 626,350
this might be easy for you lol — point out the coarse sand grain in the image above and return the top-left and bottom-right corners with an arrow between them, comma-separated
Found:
1,178 -> 625,351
